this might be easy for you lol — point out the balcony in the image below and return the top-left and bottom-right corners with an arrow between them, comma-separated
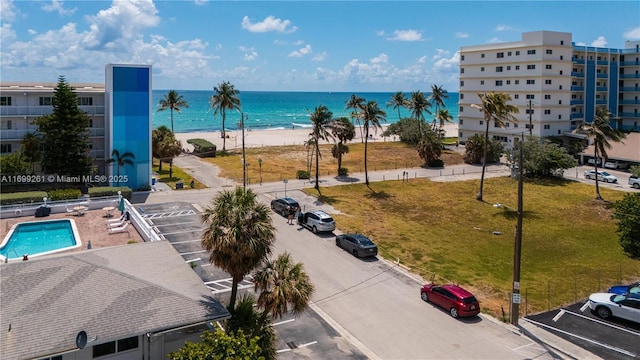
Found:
87,127 -> 105,137
571,72 -> 585,77
573,59 -> 585,64
596,73 -> 608,78
570,113 -> 584,120
595,99 -> 607,105
1,127 -> 105,140
621,61 -> 640,66
620,87 -> 640,92
620,99 -> 640,104
90,149 -> 106,159
570,99 -> 584,105
619,112 -> 640,118
0,105 -> 104,117
571,86 -> 585,91
620,74 -> 640,79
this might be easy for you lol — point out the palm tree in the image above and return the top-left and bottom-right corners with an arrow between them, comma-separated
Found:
360,100 -> 386,186
471,92 -> 519,201
575,107 -> 626,200
106,149 -> 135,186
345,94 -> 365,142
331,117 -> 355,175
157,137 -> 182,179
386,91 -> 408,121
408,91 -> 431,136
226,294 -> 277,360
152,125 -> 174,172
434,109 -> 454,138
308,105 -> 335,190
417,130 -> 442,167
201,187 -> 275,312
253,252 -> 314,320
210,81 -> 241,152
157,90 -> 189,133
428,84 -> 448,130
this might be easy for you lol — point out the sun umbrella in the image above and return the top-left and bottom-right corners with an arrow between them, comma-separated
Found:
118,196 -> 125,214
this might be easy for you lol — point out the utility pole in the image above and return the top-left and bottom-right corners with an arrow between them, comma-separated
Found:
241,113 -> 246,189
528,100 -> 532,137
511,132 -> 524,325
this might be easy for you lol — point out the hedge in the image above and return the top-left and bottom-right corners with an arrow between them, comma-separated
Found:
0,191 -> 49,206
88,186 -> 132,200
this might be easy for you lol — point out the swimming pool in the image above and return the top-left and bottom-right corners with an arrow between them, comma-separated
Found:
0,219 -> 81,261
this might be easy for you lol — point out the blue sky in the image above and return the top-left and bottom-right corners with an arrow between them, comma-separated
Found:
1,0 -> 639,92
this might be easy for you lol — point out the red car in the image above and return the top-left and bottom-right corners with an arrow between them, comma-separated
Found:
420,284 -> 480,318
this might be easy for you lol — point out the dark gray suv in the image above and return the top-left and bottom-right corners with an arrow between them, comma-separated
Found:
270,197 -> 299,217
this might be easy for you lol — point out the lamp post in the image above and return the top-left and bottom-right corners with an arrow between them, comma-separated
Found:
510,132 -> 525,325
258,158 -> 263,185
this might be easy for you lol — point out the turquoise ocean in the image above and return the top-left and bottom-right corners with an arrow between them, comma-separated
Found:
151,91 -> 459,133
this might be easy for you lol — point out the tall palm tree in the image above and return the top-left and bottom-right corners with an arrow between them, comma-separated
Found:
428,84 -> 448,130
360,100 -> 386,186
157,137 -> 182,179
210,81 -> 241,152
106,149 -> 135,186
345,94 -> 365,142
471,92 -> 519,201
152,125 -> 174,171
157,90 -> 189,133
417,130 -> 442,167
226,294 -> 277,360
253,252 -> 314,320
386,91 -> 408,121
201,187 -> 275,312
575,107 -> 626,200
309,105 -> 335,190
434,109 -> 454,138
408,91 -> 431,137
331,117 -> 355,175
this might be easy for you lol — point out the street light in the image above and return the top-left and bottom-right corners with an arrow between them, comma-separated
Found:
510,132 -> 525,325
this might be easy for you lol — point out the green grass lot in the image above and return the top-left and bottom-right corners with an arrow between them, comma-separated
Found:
303,177 -> 640,318
152,158 -> 206,190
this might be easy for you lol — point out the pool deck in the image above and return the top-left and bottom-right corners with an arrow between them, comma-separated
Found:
1,210 -> 144,259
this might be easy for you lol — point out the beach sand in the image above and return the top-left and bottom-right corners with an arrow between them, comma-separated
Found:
174,123 -> 459,151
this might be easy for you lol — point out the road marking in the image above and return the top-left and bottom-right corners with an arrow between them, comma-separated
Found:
523,318 -> 637,357
178,250 -> 206,256
276,340 -> 317,353
580,301 -> 590,312
154,221 -> 200,227
511,342 -> 536,351
552,309 -> 565,322
276,348 -> 291,353
560,308 -> 640,336
142,209 -> 197,219
170,239 -> 202,244
205,277 -> 254,294
299,341 -> 317,348
273,319 -> 295,326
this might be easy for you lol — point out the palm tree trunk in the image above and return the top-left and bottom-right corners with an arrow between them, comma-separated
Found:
169,160 -> 173,179
594,148 -> 603,200
364,126 -> 369,185
170,109 -> 174,133
315,143 -> 320,190
229,275 -> 240,312
222,112 -> 227,152
477,119 -> 490,201
158,159 -> 163,172
337,143 -> 343,174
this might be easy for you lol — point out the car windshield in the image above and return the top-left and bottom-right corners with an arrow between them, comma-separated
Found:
601,172 -> 611,176
359,238 -> 375,246
321,217 -> 334,223
611,294 -> 627,303
630,286 -> 640,294
462,296 -> 478,304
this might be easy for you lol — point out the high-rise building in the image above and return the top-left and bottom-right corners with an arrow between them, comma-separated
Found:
458,30 -> 640,146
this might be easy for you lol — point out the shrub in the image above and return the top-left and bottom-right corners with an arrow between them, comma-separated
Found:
0,191 -> 48,205
338,167 -> 349,176
88,186 -> 132,200
187,138 -> 217,157
428,159 -> 444,168
296,170 -> 310,179
48,189 -> 82,201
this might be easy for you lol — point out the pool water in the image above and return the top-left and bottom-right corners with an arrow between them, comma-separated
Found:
0,219 -> 81,261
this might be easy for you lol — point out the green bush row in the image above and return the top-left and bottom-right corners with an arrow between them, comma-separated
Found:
48,189 -> 82,201
0,191 -> 49,206
296,170 -> 310,179
88,186 -> 132,200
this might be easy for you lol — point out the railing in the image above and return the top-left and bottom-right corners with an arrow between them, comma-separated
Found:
620,61 -> 640,66
620,99 -> 640,104
620,74 -> 640,79
619,87 -> 640,91
0,196 -> 119,219
570,100 -> 584,105
596,73 -> 608,78
0,105 -> 104,117
570,113 -> 584,120
570,86 -> 584,91
619,112 -> 640,118
571,72 -> 585,77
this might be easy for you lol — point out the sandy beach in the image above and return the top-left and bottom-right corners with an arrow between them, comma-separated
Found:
174,123 -> 459,151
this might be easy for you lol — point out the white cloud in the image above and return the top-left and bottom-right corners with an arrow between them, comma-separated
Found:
0,0 -> 17,22
239,46 -> 258,61
455,32 -> 469,39
312,52 -> 327,62
241,15 -> 297,33
370,54 -> 388,64
623,26 -> 640,40
41,0 -> 77,16
574,41 -> 586,46
495,24 -> 513,31
591,36 -> 607,47
288,44 -> 311,58
194,0 -> 208,5
387,29 -> 423,41
487,37 -> 502,44
0,22 -> 16,44
376,30 -> 385,37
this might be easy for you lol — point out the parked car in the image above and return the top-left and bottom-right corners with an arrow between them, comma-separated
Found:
420,284 -> 480,318
629,175 -> 640,189
607,282 -> 640,295
335,233 -> 378,258
604,161 -> 628,170
588,292 -> 640,323
270,197 -> 299,217
583,170 -> 618,183
297,210 -> 336,233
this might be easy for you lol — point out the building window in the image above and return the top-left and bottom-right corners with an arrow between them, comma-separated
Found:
497,52 -> 504,58
527,49 -> 536,55
544,110 -> 551,114
546,64 -> 552,69
460,81 -> 464,87
526,94 -> 535,100
480,80 -> 485,85
78,97 -> 93,106
545,79 -> 552,84
558,100 -> 562,104
459,106 -> 463,112
514,94 -> 519,99
559,70 -> 563,75
461,68 -> 464,73
0,144 -> 11,153
496,66 -> 503,72
506,80 -> 511,85
0,96 -> 11,106
558,114 -> 562,119
545,94 -> 551,99
505,123 -> 510,128
526,109 -> 534,114
459,119 -> 464,125
544,124 -> 550,129
560,55 -> 563,60
525,124 -> 534,129
460,93 -> 464,99
507,65 -> 511,70
1,120 -> 12,130
481,67 -> 485,72
527,64 -> 535,70
546,49 -> 553,54
479,120 -> 484,125
561,40 -> 564,45
39,97 -> 52,106
93,342 -> 116,357
461,55 -> 465,61
559,85 -> 563,90
515,80 -> 520,85
508,51 -> 512,56
496,80 -> 503,86
481,53 -> 485,58
514,123 -> 519,128
516,51 -> 520,56
527,79 -> 535,84
515,65 -> 520,70
118,337 -> 139,352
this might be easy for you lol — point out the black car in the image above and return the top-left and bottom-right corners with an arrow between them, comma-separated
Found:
336,233 -> 378,258
270,197 -> 299,217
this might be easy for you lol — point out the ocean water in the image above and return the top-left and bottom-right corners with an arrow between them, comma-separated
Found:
152,90 -> 459,133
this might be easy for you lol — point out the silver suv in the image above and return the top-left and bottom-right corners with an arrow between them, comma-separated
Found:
297,210 -> 336,233
583,170 -> 618,183
629,175 -> 640,189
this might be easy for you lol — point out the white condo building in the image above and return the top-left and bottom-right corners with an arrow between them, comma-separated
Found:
458,30 -> 640,146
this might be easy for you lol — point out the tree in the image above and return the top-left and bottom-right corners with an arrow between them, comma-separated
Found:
157,90 -> 189,133
105,149 -> 135,186
505,137 -> 576,178
428,84 -> 448,130
612,193 -> 640,257
629,164 -> 640,177
35,76 -> 92,177
416,130 -> 443,167
434,109 -> 454,138
463,134 -> 504,165
386,91 -> 408,121
210,81 -> 241,152
0,152 -> 31,177
330,117 -> 355,175
470,92 -> 518,201
152,125 -> 173,172
226,294 -> 276,360
308,105 -> 334,190
157,136 -> 182,179
407,91 -> 431,137
168,328 -> 264,360
21,132 -> 42,173
382,118 -> 422,145
574,107 -> 626,200
360,100 -> 386,186
345,94 -> 365,142
253,252 -> 315,320
200,187 -> 275,312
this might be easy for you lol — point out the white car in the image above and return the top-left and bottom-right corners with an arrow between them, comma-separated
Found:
297,210 -> 336,233
583,170 -> 618,183
588,293 -> 640,323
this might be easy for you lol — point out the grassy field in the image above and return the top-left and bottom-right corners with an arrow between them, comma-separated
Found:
152,158 -> 206,190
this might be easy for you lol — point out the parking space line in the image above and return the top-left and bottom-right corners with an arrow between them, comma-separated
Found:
205,277 -> 254,294
154,221 -> 200,227
579,302 -> 590,312
275,340 -> 317,353
160,229 -> 202,236
523,318 -> 637,357
179,250 -> 207,256
552,309 -> 565,322
273,319 -> 295,326
170,239 -> 202,245
276,348 -> 292,353
564,308 -> 640,335
511,342 -> 536,351
299,341 -> 317,348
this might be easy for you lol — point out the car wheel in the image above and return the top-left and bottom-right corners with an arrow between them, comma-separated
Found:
450,308 -> 459,318
312,226 -> 318,234
634,183 -> 640,189
596,306 -> 611,319
352,249 -> 359,258
271,203 -> 275,210
585,175 -> 590,180
420,291 -> 429,302
336,239 -> 341,248
605,178 -> 610,183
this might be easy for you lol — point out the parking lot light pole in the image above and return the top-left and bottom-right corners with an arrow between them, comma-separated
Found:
510,132 -> 524,325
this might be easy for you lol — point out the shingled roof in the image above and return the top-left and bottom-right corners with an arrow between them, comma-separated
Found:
0,241 -> 230,360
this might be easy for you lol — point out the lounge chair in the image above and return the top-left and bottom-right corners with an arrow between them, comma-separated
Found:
108,223 -> 129,234
107,220 -> 127,228
106,214 -> 126,223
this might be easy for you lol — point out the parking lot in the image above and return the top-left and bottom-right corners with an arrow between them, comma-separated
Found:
137,201 -> 367,359
525,301 -> 640,360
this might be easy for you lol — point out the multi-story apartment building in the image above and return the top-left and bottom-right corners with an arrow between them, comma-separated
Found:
0,64 -> 152,190
458,30 -> 640,146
